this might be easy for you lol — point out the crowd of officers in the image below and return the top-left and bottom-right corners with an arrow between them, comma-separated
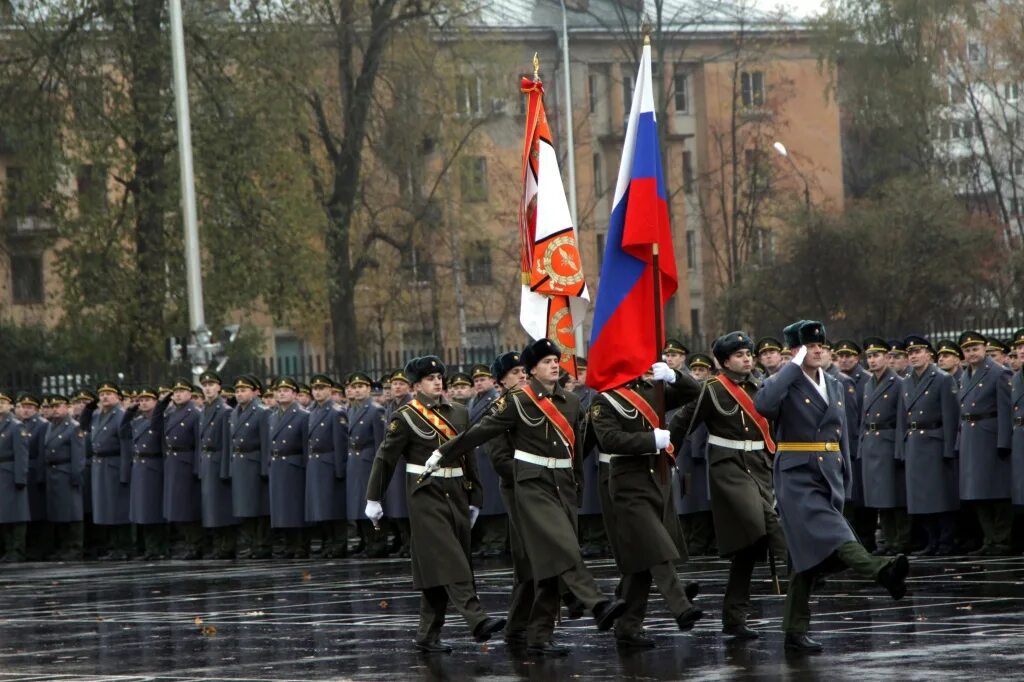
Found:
0,324 -> 1021,654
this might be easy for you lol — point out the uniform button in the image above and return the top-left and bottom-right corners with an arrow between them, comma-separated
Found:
805,399 -> 810,404
818,456 -> 823,461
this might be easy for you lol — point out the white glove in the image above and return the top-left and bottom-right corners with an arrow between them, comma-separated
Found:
793,345 -> 808,366
653,428 -> 671,450
651,362 -> 676,384
469,505 -> 480,528
424,450 -> 443,473
364,499 -> 383,523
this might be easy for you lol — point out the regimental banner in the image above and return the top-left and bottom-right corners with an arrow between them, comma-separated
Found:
520,70 -> 590,376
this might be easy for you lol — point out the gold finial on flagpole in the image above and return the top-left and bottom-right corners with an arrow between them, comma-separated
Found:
642,16 -> 652,45
533,52 -> 540,80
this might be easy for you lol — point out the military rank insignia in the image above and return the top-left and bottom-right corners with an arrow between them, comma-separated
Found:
388,420 -> 399,432
21,430 -> 30,438
494,397 -> 507,413
590,404 -> 601,417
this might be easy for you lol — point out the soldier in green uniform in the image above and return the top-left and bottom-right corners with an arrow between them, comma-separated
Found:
672,332 -> 787,640
365,356 -> 506,653
425,339 -> 626,656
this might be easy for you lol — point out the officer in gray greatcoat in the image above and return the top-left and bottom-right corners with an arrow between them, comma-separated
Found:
305,374 -> 348,558
266,377 -> 310,558
858,338 -> 909,555
197,371 -> 237,559
225,375 -> 272,559
43,394 -> 86,560
163,378 -> 203,559
936,339 -> 965,384
957,331 -> 1014,555
1010,330 -> 1024,506
384,369 -> 412,557
674,354 -> 715,556
755,321 -> 908,653
345,372 -> 387,557
90,381 -> 132,560
17,393 -> 51,560
467,364 -> 507,558
125,388 -> 172,559
0,390 -> 30,561
70,389 -> 101,558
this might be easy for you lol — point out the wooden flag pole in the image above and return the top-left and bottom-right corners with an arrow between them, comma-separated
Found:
652,242 -> 668,484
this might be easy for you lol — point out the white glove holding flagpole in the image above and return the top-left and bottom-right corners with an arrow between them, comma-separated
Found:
793,345 -> 808,366
651,362 -> 675,384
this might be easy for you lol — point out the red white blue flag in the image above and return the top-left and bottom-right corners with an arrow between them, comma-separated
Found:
586,41 -> 678,392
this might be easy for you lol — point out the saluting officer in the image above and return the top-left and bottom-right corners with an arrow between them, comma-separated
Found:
755,321 -> 908,653
427,339 -> 626,657
466,364 -> 507,559
957,331 -> 1014,555
1010,330 -> 1024,506
125,388 -> 172,560
197,371 -> 237,559
266,377 -> 310,558
672,333 -> 787,641
858,338 -> 909,555
43,394 -> 86,560
675,353 -> 717,557
365,356 -> 506,653
0,390 -> 30,562
226,375 -> 272,559
90,382 -> 132,560
590,355 -> 703,649
163,378 -> 203,559
305,374 -> 349,558
345,372 -> 387,557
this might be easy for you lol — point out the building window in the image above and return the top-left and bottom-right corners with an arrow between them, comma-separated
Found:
1010,198 -> 1021,216
593,153 -> 603,197
1013,157 -> 1023,176
400,244 -> 433,284
674,69 -> 689,113
11,253 -> 43,304
459,156 -> 487,202
752,228 -> 775,265
690,308 -> 701,339
948,83 -> 966,105
76,164 -> 107,213
588,73 -> 598,114
740,71 -> 765,108
967,42 -> 981,62
685,230 -> 697,271
682,151 -> 694,193
1006,82 -> 1020,103
622,65 -> 635,119
456,75 -> 482,116
465,240 -> 492,285
1009,120 -> 1022,138
596,232 -> 606,270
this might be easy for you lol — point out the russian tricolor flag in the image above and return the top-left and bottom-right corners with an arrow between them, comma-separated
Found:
587,41 -> 678,392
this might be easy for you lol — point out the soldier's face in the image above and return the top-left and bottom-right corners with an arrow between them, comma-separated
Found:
276,387 -> 295,407
1010,352 -> 1021,372
172,388 -> 192,405
724,349 -> 753,374
837,354 -> 859,372
473,376 -> 496,393
331,389 -> 344,402
41,405 -> 54,419
531,356 -> 561,384
202,382 -> 221,401
865,350 -> 887,373
691,366 -> 711,381
312,386 -> 331,403
138,396 -> 157,412
577,367 -> 588,384
963,343 -> 986,366
759,350 -> 781,371
297,393 -> 312,406
451,384 -> 473,400
0,399 -> 10,416
907,347 -> 930,370
70,401 -> 84,418
350,384 -> 370,400
52,403 -> 69,419
664,351 -> 684,370
98,390 -> 119,408
235,387 -> 255,404
936,353 -> 959,371
391,380 -> 411,398
417,373 -> 444,398
19,404 -> 38,418
500,366 -> 527,389
802,344 -> 826,369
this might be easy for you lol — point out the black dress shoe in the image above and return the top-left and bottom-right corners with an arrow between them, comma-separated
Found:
527,641 -> 570,657
563,594 -> 585,620
983,544 -> 1013,556
473,617 -> 507,642
414,641 -> 453,654
593,598 -> 626,631
675,606 -> 704,631
616,632 -> 656,649
877,554 -> 909,600
722,623 -> 760,640
684,581 -> 700,603
784,632 -> 823,652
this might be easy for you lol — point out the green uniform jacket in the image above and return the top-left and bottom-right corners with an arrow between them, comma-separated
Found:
366,392 -> 480,589
437,377 -> 584,580
671,370 -> 778,557
590,373 -> 699,574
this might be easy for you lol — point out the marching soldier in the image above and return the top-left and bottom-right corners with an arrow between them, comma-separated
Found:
267,377 -> 310,558
590,356 -> 704,648
1010,330 -> 1024,506
90,382 -> 132,560
384,368 -> 413,557
671,333 -> 788,641
43,394 -> 86,560
896,335 -> 960,556
467,364 -> 507,559
125,388 -> 172,560
858,338 -> 910,555
935,339 -> 964,384
226,375 -> 272,559
345,372 -> 387,557
447,373 -> 474,405
17,393 -> 51,560
675,354 -> 716,557
957,331 -> 1014,555
305,374 -> 349,558
365,356 -> 506,653
755,337 -> 784,377
427,339 -> 626,656
0,390 -> 30,561
163,378 -> 203,559
755,321 -> 908,653
197,371 -> 237,559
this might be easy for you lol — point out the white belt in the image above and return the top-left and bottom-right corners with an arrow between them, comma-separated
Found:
514,450 -> 572,469
406,463 -> 464,478
599,452 -> 657,464
707,435 -> 764,451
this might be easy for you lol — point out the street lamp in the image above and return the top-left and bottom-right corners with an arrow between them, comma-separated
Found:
772,141 -> 811,211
